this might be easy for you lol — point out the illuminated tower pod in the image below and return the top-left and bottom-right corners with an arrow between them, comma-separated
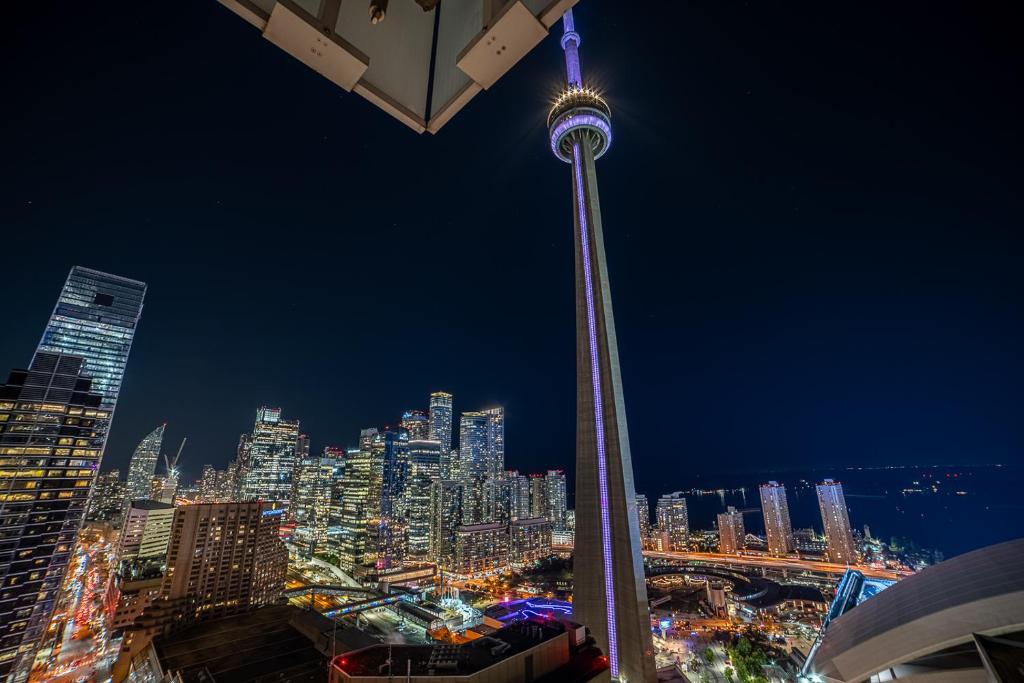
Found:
548,10 -> 655,682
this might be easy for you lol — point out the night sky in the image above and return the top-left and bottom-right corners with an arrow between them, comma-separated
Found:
2,1 -> 1021,501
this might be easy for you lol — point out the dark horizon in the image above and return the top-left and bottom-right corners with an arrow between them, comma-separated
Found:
2,1 -> 1021,504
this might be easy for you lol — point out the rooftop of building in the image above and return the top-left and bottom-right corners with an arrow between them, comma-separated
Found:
457,521 -> 505,532
334,617 -> 604,680
807,538 -> 1024,682
152,605 -> 373,683
127,499 -> 175,511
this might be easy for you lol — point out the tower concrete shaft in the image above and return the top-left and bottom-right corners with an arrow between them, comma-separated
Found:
549,9 -> 656,682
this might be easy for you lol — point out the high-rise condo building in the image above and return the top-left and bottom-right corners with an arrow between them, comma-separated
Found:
634,494 -> 651,545
87,469 -> 127,523
428,480 -> 463,570
118,500 -> 176,563
126,424 -> 165,502
458,411 -> 489,523
760,481 -> 794,556
816,479 -> 857,565
400,410 -> 430,440
510,517 -> 553,568
121,502 -> 287,668
656,492 -> 690,551
511,471 -> 532,520
0,353 -> 109,679
241,407 -> 300,512
482,407 -> 505,477
454,522 -> 509,577
529,474 -> 547,520
548,11 -> 656,679
35,266 -> 146,413
717,506 -> 745,554
428,391 -> 453,453
484,474 -> 514,525
405,440 -> 441,560
545,470 -> 568,531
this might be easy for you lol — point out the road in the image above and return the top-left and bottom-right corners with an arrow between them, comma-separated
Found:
30,530 -> 117,683
552,548 -> 905,581
642,550 -> 904,580
551,546 -> 904,580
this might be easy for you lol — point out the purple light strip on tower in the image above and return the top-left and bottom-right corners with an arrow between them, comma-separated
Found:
573,141 -> 618,678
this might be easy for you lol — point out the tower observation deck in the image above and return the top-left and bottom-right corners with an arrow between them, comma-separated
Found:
549,10 -> 656,683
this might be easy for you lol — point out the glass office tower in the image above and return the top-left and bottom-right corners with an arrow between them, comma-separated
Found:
35,266 -> 147,413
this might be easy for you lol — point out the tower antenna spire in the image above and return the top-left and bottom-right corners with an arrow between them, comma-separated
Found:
560,9 -> 583,87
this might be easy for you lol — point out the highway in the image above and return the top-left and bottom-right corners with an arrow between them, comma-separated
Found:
641,550 -> 904,581
552,545 -> 904,581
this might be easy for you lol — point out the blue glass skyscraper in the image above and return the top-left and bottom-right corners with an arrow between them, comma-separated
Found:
35,266 -> 147,414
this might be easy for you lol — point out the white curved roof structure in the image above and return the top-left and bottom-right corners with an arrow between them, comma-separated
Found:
805,538 -> 1024,682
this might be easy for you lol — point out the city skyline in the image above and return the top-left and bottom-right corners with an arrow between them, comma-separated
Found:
2,3 -> 1020,681
3,2 -> 1020,500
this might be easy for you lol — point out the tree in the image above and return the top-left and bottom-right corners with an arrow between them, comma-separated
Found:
702,647 -> 716,665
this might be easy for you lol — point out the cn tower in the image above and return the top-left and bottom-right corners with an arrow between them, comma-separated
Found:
548,9 -> 657,683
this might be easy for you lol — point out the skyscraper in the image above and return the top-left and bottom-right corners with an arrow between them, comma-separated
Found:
87,469 -> 127,524
428,391 -> 453,453
549,10 -> 656,680
400,410 -> 430,440
479,473 -> 508,524
529,473 -> 547,520
231,432 -> 252,499
816,479 -> 857,565
760,481 -> 794,556
717,506 -> 745,554
405,439 -> 441,561
656,492 -> 689,551
125,424 -> 165,501
337,431 -> 375,573
365,429 -> 409,572
482,406 -> 505,477
634,494 -> 651,545
125,502 -> 287,643
293,456 -> 337,554
0,353 -> 108,679
34,266 -> 147,413
428,479 -> 463,571
458,411 -> 488,523
511,471 -> 532,520
545,470 -> 568,531
241,407 -> 300,511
